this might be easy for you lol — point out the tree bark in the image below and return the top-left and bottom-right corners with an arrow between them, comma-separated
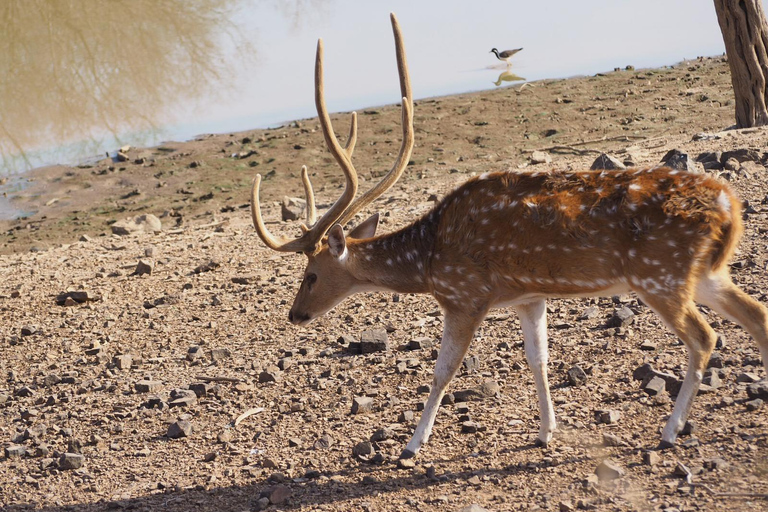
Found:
714,0 -> 768,127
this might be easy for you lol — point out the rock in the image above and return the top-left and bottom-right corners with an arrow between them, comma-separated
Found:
135,380 -> 163,393
397,458 -> 416,469
459,506 -> 490,512
398,410 -> 415,423
134,259 -> 154,276
642,451 -> 660,466
5,445 -> 26,458
15,386 -> 34,397
20,325 -> 37,336
461,421 -> 483,433
702,369 -> 721,389
597,410 -> 620,424
210,348 -> 232,363
217,430 -> 233,444
55,290 -> 100,305
660,149 -> 701,173
641,369 -> 682,395
462,355 -> 480,374
607,307 -> 634,328
723,157 -> 740,171
736,372 -> 760,384
530,151 -> 552,165
281,197 -> 306,221
259,367 -> 282,383
721,148 -> 760,164
453,380 -> 500,401
370,427 -> 395,442
113,354 -> 133,370
352,441 -> 374,458
193,260 -> 221,274
602,433 -> 622,447
639,340 -> 657,351
406,337 -> 433,350
189,382 -> 211,397
746,380 -> 768,400
351,396 -> 374,414
267,484 -> 291,505
633,363 -> 654,381
559,501 -> 575,512
579,306 -> 600,320
59,452 -> 84,470
642,375 -> 667,396
745,398 -> 763,411
169,389 -> 197,408
253,497 -> 270,511
167,420 -> 192,439
111,214 -> 162,235
590,153 -> 626,170
360,328 -> 389,353
567,365 -> 587,386
595,459 -> 624,481
313,434 -> 333,450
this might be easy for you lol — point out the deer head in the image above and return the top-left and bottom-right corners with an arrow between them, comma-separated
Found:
250,13 -> 414,325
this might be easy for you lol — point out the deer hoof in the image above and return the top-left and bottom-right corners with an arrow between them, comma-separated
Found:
399,448 -> 417,459
534,438 -> 548,449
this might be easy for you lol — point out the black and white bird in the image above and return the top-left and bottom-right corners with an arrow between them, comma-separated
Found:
490,47 -> 523,65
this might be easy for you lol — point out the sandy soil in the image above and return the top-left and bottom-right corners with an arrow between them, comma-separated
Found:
1,56 -> 768,511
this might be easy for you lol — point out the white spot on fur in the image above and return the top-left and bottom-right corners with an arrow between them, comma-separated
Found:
717,190 -> 730,213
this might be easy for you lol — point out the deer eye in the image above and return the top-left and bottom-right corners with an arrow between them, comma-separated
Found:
305,273 -> 317,287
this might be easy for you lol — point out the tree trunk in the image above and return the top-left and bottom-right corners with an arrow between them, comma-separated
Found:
714,0 -> 768,127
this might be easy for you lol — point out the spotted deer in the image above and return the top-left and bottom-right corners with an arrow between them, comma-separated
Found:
250,13 -> 768,459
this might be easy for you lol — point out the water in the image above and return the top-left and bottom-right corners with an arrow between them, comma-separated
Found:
0,0 -> 747,183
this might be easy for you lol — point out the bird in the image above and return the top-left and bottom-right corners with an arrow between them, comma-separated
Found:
490,47 -> 523,65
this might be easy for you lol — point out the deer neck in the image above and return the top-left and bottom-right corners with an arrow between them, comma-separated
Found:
347,218 -> 434,294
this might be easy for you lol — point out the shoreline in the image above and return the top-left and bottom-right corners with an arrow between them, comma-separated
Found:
0,55 -> 762,255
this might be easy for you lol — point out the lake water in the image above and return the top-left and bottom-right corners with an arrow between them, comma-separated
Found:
0,0 -> 750,182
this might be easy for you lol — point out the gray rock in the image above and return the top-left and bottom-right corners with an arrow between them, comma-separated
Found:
267,484 -> 291,505
351,396 -> 374,414
595,459 -> 624,481
167,420 -> 192,439
113,354 -> 133,370
259,366 -> 282,383
590,153 -> 626,170
746,380 -> 768,400
567,365 -> 587,386
608,307 -> 634,328
352,441 -> 374,458
597,410 -> 620,424
59,452 -> 84,470
281,196 -> 306,222
111,214 -> 162,235
702,369 -> 721,389
745,398 -> 763,411
360,328 -> 389,353
135,380 -> 163,393
721,148 -> 760,164
5,445 -> 26,458
633,363 -> 654,381
463,355 -> 480,374
210,348 -> 232,363
737,372 -> 761,384
642,375 -> 667,396
134,259 -> 154,276
642,451 -> 660,466
660,149 -> 701,173
530,151 -> 552,165
459,505 -> 490,512
370,427 -> 395,442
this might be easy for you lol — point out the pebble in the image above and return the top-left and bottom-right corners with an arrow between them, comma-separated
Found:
113,354 -> 133,370
360,328 -> 389,353
217,430 -> 233,444
590,153 -> 626,170
167,420 -> 192,439
351,396 -> 374,414
59,452 -> 84,470
5,445 -> 26,458
210,348 -> 232,362
134,259 -> 154,276
642,451 -> 660,466
745,398 -> 763,411
259,367 -> 282,383
736,372 -> 760,384
597,410 -> 620,424
595,459 -> 624,481
135,380 -> 163,393
608,307 -> 634,328
530,151 -> 552,165
459,504 -> 489,512
397,458 -> 416,470
352,441 -> 374,459
746,380 -> 768,399
567,365 -> 587,386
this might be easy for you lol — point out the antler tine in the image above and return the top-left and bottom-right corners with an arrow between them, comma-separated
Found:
344,111 -> 358,158
300,165 -> 317,227
337,12 -> 414,226
250,175 -> 313,252
296,37 -> 359,245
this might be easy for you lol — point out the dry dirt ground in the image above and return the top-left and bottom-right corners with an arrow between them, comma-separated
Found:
1,57 -> 768,511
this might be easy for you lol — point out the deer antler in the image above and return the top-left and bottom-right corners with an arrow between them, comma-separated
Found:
250,12 -> 412,252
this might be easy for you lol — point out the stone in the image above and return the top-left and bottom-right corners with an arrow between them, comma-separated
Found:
59,453 -> 84,470
360,328 -> 389,353
639,340 -> 657,351
567,365 -> 587,386
113,354 -> 133,370
134,259 -> 154,276
259,367 -> 282,383
20,325 -> 37,336
5,445 -> 26,458
370,427 -> 395,442
462,355 -> 480,374
597,410 -> 620,424
642,376 -> 667,396
736,372 -> 760,384
721,148 -> 760,164
111,214 -> 162,235
406,337 -> 433,350
398,410 -> 415,423
459,506 -> 490,512
641,370 -> 682,395
352,441 -> 374,458
267,484 -> 291,505
633,363 -> 654,381
602,433 -> 622,447
217,430 -> 233,444
642,451 -> 660,466
746,380 -> 768,400
702,369 -> 721,389
530,151 -> 552,164
559,501 -> 575,512
167,420 -> 192,439
745,398 -> 763,411
210,348 -> 232,363
579,306 -> 600,320
397,458 -> 416,469
590,153 -> 626,170
595,459 -> 624,481
281,197 -> 306,222
660,149 -> 701,173
461,421 -> 482,433
351,396 -> 374,414
253,497 -> 270,511
607,307 -> 634,328
135,380 -> 163,393
189,382 -> 211,397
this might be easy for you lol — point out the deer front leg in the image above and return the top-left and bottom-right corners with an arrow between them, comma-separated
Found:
400,310 -> 482,459
516,299 -> 557,447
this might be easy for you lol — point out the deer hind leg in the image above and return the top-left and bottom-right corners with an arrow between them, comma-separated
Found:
636,292 -> 717,448
516,299 -> 556,446
400,309 -> 484,459
695,271 -> 768,376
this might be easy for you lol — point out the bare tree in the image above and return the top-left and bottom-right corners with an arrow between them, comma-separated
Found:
714,0 -> 768,127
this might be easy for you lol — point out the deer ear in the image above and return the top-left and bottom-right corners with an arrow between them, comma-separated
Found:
348,213 -> 379,239
327,224 -> 347,258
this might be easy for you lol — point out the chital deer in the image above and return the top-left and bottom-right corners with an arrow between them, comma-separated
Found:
251,13 -> 768,459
